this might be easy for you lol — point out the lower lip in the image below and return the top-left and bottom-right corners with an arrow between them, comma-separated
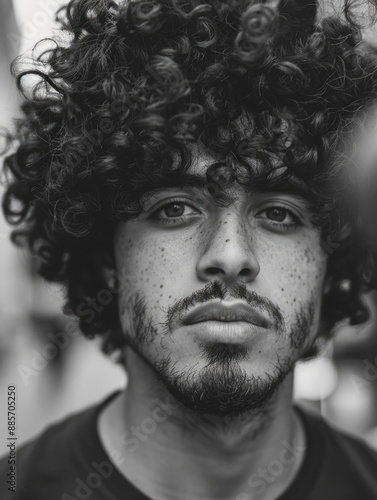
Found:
182,321 -> 265,343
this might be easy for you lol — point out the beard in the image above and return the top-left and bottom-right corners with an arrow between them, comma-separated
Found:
154,349 -> 289,419
122,281 -> 317,418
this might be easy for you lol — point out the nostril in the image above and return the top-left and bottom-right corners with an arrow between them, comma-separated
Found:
239,268 -> 253,278
206,267 -> 224,276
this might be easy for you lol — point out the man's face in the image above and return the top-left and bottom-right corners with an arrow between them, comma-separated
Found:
114,153 -> 328,417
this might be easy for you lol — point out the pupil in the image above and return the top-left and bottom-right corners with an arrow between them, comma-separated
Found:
267,207 -> 286,222
165,203 -> 184,217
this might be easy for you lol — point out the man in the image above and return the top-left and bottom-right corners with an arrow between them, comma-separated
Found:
1,0 -> 377,498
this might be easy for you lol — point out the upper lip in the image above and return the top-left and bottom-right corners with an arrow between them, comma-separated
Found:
181,301 -> 271,328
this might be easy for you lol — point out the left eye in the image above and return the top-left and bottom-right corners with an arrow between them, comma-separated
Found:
162,202 -> 187,218
265,207 -> 291,222
153,200 -> 199,221
257,207 -> 298,225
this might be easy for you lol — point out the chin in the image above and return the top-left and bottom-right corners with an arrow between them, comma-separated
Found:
154,353 -> 290,418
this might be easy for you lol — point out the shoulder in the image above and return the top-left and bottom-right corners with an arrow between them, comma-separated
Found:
0,391 -> 120,500
297,404 -> 377,499
299,403 -> 377,460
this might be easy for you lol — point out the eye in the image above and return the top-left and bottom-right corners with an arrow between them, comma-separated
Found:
256,206 -> 300,230
163,202 -> 187,218
150,199 -> 200,225
265,207 -> 294,223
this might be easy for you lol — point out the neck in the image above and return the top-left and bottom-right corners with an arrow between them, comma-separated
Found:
98,351 -> 306,500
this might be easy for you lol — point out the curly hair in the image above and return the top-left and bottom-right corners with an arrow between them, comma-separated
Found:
2,0 -> 377,358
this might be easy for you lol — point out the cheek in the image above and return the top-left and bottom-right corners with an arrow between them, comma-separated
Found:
113,226 -> 200,311
258,235 -> 327,318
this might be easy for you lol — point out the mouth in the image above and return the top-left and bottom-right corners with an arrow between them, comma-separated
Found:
181,300 -> 271,329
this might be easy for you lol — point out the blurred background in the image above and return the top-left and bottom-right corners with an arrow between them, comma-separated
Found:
0,0 -> 126,456
1,0 -> 377,456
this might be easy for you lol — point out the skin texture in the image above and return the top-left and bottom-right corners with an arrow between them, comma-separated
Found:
113,151 -> 328,416
97,150 -> 329,500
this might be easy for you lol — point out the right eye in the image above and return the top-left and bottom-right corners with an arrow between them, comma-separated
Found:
150,199 -> 201,226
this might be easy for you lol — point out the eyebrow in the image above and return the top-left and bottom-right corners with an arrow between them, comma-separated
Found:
248,174 -> 314,205
145,172 -> 209,192
142,170 -> 313,206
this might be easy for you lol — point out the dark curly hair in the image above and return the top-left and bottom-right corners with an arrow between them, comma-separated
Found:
2,0 -> 377,359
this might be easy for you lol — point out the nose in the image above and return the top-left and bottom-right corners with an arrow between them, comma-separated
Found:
196,212 -> 260,285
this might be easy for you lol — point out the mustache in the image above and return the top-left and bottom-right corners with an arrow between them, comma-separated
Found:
166,281 -> 284,332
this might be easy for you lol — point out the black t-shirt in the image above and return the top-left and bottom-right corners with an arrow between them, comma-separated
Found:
1,390 -> 377,500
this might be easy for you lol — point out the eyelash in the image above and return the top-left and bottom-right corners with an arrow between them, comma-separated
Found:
149,199 -> 301,230
256,206 -> 300,231
149,198 -> 199,225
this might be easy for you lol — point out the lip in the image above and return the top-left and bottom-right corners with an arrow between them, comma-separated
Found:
181,300 -> 271,329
